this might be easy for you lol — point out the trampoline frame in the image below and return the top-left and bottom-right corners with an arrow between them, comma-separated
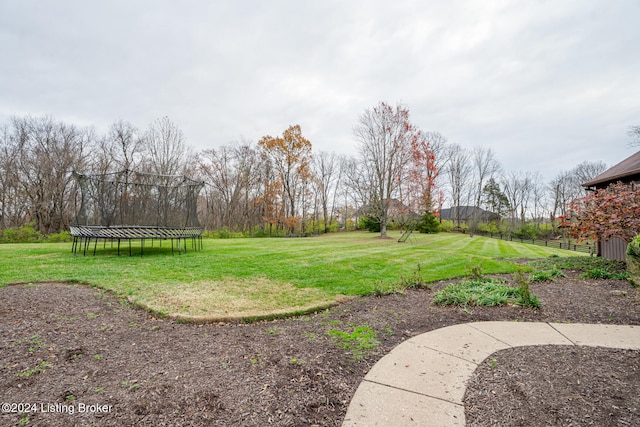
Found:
70,225 -> 203,256
70,170 -> 205,256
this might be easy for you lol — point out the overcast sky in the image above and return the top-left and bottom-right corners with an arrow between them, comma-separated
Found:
1,0 -> 639,182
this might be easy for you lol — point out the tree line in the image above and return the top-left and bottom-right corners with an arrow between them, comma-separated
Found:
0,104 -> 608,238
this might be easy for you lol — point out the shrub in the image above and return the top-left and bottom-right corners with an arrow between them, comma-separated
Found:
416,211 -> 440,233
514,271 -> 541,308
371,281 -> 406,296
627,236 -> 640,286
433,277 -> 540,308
438,220 -> 456,232
1,223 -> 42,243
477,221 -> 500,235
359,216 -> 381,232
529,267 -> 566,282
529,256 -> 625,273
514,222 -> 539,240
581,268 -> 630,281
46,231 -> 72,242
371,264 -> 432,296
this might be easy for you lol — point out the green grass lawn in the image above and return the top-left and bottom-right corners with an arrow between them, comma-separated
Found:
0,231 -> 580,321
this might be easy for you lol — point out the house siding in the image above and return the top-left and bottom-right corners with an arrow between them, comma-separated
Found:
600,236 -> 628,262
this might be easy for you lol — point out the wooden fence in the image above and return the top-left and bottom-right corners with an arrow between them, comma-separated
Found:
473,231 -> 595,255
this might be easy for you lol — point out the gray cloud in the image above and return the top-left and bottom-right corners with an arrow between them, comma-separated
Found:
1,0 -> 638,180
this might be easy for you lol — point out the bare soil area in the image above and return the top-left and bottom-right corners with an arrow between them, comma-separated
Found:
1,271 -> 639,426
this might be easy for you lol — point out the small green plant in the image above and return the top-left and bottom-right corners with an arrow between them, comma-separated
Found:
13,335 -> 46,353
489,358 -> 498,368
371,281 -> 406,296
397,264 -> 431,289
121,380 -> 140,391
515,274 -> 540,309
327,325 -> 380,360
581,268 -> 630,280
65,394 -> 75,402
434,279 -> 514,306
92,354 -> 103,360
528,267 -> 566,282
19,416 -> 29,426
95,387 -> 104,393
289,357 -> 304,365
467,261 -> 485,281
383,324 -> 394,337
86,312 -> 99,319
16,361 -> 52,378
373,265 -> 432,296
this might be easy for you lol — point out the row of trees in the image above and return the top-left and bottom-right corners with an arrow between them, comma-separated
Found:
0,105 -> 610,237
0,116 -> 195,235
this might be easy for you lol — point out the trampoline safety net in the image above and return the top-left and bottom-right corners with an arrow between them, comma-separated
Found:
70,170 -> 205,255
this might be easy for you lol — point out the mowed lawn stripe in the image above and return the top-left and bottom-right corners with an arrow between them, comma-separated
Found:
0,232 -> 580,320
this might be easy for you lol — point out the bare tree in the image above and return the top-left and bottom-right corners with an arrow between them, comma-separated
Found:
628,125 -> 640,147
313,151 -> 343,233
445,143 -> 472,228
549,170 -> 576,235
548,160 -> 607,234
0,124 -> 23,230
354,102 -> 417,237
341,155 -> 369,229
471,147 -> 501,208
469,146 -> 501,230
529,171 -> 547,227
501,170 -> 533,228
143,116 -> 190,176
572,160 -> 607,189
196,141 -> 266,233
11,115 -> 92,234
108,120 -> 145,172
198,145 -> 241,231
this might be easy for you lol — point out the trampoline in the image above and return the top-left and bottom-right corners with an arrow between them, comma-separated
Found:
70,170 -> 204,255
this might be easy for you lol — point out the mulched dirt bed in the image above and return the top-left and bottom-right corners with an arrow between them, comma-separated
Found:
465,346 -> 640,427
1,271 -> 639,426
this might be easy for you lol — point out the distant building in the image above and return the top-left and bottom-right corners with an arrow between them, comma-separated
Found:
582,150 -> 640,260
439,206 -> 499,223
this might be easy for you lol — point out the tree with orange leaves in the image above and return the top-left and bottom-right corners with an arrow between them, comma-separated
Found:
408,131 -> 446,215
258,125 -> 313,235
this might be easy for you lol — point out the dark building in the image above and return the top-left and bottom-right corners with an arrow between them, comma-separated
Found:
582,150 -> 640,260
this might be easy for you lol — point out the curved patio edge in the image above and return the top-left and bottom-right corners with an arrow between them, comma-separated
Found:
342,321 -> 640,426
